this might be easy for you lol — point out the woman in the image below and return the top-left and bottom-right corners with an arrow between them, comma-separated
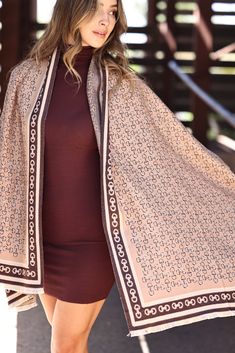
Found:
1,0 -> 235,351
3,1 -> 127,352
31,0 -> 124,352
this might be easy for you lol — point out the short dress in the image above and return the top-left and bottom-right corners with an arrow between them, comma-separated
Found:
42,46 -> 115,303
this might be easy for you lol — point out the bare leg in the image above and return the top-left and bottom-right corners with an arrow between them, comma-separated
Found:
39,294 -> 106,353
39,293 -> 57,325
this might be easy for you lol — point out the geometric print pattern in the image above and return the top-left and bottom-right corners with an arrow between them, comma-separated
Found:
1,50 -> 235,336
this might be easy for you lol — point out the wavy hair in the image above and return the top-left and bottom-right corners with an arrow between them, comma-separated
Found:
29,0 -> 133,84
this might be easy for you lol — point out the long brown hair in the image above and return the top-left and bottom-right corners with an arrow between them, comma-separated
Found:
29,0 -> 132,83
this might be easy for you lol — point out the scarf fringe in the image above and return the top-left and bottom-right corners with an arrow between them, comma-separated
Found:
127,310 -> 235,337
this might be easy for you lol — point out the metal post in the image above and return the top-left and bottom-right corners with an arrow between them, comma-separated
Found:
147,0 -> 157,28
146,0 -> 158,86
161,0 -> 177,108
192,0 -> 213,145
19,0 -> 37,58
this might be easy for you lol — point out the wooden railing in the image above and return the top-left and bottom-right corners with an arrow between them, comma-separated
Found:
127,0 -> 235,144
168,60 -> 235,128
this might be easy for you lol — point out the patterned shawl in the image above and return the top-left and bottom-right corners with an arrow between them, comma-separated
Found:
0,49 -> 235,337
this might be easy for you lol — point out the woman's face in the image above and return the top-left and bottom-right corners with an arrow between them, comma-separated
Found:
79,0 -> 118,48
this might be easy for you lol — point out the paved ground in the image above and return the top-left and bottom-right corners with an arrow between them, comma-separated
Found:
1,284 -> 235,353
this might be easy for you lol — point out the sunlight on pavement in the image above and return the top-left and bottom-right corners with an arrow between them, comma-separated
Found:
0,287 -> 18,353
138,335 -> 151,353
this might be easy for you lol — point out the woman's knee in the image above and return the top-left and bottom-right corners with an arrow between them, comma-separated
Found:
50,298 -> 105,353
51,329 -> 89,353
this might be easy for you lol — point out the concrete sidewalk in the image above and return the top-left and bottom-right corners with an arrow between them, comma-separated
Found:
1,285 -> 235,353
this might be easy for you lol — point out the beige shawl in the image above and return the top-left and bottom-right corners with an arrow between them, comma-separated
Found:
0,48 -> 235,337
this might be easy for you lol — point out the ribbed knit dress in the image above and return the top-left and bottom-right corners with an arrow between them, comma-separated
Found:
42,46 -> 115,303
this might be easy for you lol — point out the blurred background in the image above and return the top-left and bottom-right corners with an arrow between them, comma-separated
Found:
0,1 -> 235,353
0,0 -> 235,156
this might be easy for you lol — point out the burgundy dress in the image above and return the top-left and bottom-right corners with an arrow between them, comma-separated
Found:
42,46 -> 115,303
